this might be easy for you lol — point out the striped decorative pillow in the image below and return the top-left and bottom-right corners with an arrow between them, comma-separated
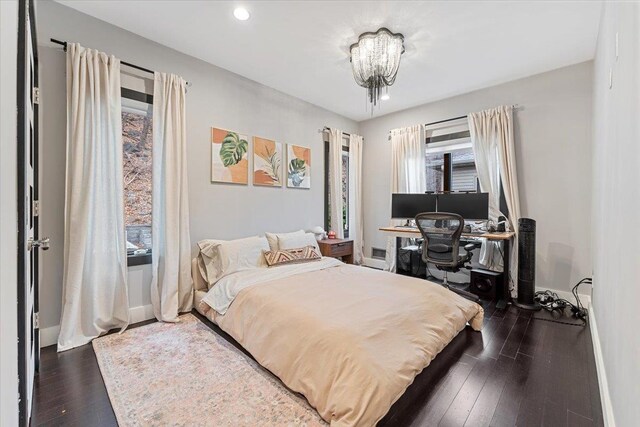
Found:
263,245 -> 321,267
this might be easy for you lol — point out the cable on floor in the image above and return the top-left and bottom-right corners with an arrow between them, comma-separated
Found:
533,278 -> 591,326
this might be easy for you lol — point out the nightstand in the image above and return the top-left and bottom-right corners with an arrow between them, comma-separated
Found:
318,239 -> 354,264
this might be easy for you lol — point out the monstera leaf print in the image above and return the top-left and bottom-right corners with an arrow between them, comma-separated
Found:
219,132 -> 248,167
288,158 -> 307,187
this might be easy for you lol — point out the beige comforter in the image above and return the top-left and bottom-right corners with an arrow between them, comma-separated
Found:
199,262 -> 483,427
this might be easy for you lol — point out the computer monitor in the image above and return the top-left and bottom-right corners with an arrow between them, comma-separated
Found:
436,193 -> 489,220
391,193 -> 437,219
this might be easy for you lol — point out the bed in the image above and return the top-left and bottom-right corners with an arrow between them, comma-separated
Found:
192,253 -> 483,427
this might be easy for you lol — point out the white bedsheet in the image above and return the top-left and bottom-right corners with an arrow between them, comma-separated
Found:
201,257 -> 343,315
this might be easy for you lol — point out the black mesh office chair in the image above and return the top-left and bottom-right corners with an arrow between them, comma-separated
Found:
415,212 -> 480,302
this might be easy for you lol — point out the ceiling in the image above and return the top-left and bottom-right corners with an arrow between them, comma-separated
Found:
56,1 -> 602,121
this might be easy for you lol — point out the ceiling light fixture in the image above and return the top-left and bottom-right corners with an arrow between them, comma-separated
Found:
350,28 -> 404,111
381,94 -> 390,101
233,7 -> 250,21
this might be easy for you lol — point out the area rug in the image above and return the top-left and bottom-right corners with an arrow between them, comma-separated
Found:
92,313 -> 326,426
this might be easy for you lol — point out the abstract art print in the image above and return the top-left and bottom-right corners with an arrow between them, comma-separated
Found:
287,144 -> 311,189
253,136 -> 282,187
211,127 -> 249,184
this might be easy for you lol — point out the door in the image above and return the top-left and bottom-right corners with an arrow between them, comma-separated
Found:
17,0 -> 44,425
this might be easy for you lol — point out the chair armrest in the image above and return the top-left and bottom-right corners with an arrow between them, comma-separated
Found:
464,243 -> 476,253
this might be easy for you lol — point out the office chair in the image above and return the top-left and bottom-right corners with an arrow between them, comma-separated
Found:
415,212 -> 480,303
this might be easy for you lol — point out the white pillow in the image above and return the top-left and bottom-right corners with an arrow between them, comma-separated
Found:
197,239 -> 226,259
197,239 -> 226,287
215,236 -> 270,279
265,229 -> 305,251
277,232 -> 321,253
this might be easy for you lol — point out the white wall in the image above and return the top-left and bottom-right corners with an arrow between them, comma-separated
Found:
36,0 -> 357,341
0,0 -> 20,424
591,2 -> 640,426
360,62 -> 594,295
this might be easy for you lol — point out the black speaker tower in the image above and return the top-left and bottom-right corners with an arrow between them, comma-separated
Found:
514,218 -> 541,311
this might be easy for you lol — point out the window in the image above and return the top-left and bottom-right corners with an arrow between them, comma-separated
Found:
450,146 -> 478,192
122,89 -> 153,265
425,118 -> 509,216
425,119 -> 479,193
324,137 -> 350,237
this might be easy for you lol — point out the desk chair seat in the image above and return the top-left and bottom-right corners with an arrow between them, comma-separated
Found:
415,212 -> 480,303
427,243 -> 476,264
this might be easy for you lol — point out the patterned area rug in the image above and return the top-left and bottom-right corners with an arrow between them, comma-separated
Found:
92,313 -> 326,426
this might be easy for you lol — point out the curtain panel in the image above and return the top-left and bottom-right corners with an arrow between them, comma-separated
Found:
58,43 -> 129,351
328,128 -> 344,238
348,134 -> 364,264
468,105 -> 520,294
385,125 -> 426,271
469,110 -> 504,270
150,72 -> 193,322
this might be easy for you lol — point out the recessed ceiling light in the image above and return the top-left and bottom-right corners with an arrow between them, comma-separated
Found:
234,7 -> 250,21
381,94 -> 390,101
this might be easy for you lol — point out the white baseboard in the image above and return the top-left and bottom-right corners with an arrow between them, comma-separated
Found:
39,325 -> 61,348
363,257 -> 386,270
129,304 -> 155,324
588,303 -> 616,427
39,304 -> 155,349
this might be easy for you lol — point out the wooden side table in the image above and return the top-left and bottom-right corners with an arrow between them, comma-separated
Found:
318,239 -> 354,264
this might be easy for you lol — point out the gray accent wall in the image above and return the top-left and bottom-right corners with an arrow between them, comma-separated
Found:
359,62 -> 594,295
36,1 -> 357,333
591,2 -> 640,426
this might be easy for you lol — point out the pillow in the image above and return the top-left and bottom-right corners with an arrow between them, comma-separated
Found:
193,258 -> 208,292
197,239 -> 227,287
215,236 -> 270,279
265,229 -> 305,251
263,246 -> 321,267
277,232 -> 321,253
197,239 -> 226,258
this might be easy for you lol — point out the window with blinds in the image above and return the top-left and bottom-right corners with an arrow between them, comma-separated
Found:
425,118 -> 479,193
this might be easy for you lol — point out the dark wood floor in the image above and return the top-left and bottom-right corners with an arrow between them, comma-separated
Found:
31,301 -> 603,427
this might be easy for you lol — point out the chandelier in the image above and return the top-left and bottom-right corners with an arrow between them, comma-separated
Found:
350,28 -> 405,110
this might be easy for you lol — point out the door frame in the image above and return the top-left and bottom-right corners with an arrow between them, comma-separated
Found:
16,0 -> 39,425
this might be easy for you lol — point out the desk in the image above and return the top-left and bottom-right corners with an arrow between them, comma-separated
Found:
379,227 -> 515,308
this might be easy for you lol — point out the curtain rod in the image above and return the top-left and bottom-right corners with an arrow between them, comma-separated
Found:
50,38 -> 191,86
424,104 -> 520,127
319,126 -> 351,137
387,104 -> 520,140
425,114 -> 468,127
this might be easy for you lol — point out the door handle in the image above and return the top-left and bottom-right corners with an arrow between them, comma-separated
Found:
28,237 -> 50,251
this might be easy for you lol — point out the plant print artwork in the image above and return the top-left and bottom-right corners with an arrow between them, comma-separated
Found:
287,144 -> 311,189
211,128 -> 249,184
253,137 -> 282,187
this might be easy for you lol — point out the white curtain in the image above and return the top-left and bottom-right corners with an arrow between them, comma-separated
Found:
348,134 -> 364,264
150,72 -> 192,322
469,111 -> 503,271
385,125 -> 426,271
495,106 -> 522,294
468,105 -> 520,292
58,44 -> 129,351
328,128 -> 344,238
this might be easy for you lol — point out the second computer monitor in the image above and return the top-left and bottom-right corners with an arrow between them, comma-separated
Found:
437,193 -> 489,220
391,193 -> 437,219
